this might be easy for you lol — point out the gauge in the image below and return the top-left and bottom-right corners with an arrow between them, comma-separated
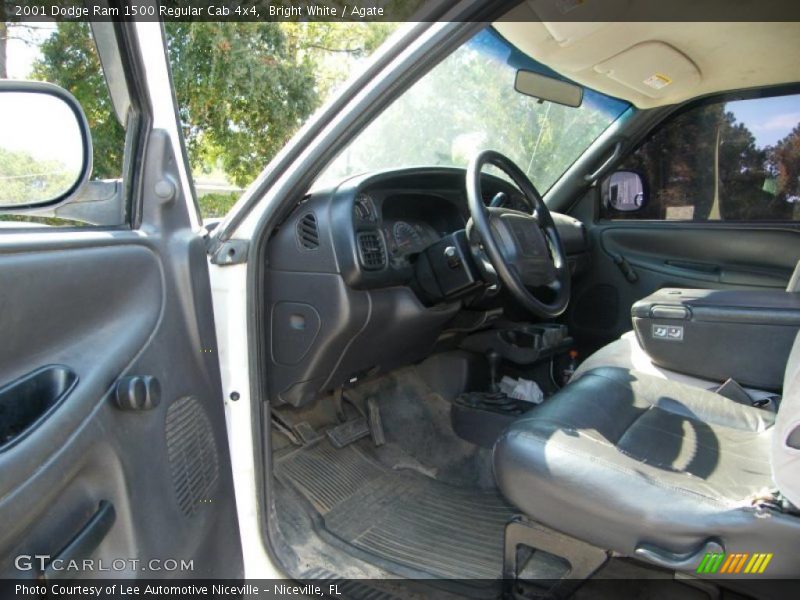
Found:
392,221 -> 423,254
353,193 -> 377,222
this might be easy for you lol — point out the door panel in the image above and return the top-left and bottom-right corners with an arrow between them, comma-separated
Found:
569,221 -> 800,351
0,229 -> 241,578
0,20 -> 241,581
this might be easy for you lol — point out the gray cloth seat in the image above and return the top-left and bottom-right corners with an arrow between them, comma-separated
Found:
494,352 -> 800,576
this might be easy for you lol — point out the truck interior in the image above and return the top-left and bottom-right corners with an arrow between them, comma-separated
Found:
257,15 -> 800,599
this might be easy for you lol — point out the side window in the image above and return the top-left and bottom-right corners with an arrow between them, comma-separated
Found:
601,93 -> 800,221
0,22 -> 127,227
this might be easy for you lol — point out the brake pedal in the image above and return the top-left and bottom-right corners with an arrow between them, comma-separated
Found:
326,418 -> 370,448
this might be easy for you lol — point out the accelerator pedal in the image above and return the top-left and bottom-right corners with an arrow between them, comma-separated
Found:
367,397 -> 385,447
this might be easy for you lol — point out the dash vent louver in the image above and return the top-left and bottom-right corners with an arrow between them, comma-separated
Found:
297,212 -> 319,249
357,231 -> 386,270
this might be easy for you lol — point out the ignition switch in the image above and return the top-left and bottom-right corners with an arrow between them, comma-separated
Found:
444,246 -> 461,269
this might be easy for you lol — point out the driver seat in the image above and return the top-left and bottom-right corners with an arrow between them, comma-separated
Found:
493,332 -> 800,576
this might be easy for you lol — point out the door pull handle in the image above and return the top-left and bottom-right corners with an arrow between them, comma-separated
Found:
41,500 -> 116,581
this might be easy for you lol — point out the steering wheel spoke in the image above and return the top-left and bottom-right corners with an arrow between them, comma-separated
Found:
466,226 -> 500,287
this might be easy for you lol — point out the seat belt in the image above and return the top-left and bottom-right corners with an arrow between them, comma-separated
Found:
747,489 -> 800,515
786,259 -> 800,292
715,378 -> 779,412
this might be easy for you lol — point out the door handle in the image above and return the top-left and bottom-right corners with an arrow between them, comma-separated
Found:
612,253 -> 639,283
41,500 -> 116,581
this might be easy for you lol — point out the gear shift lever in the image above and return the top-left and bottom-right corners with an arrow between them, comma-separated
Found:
487,350 -> 502,393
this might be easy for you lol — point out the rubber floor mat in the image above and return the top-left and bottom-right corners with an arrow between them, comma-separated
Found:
275,441 -> 515,580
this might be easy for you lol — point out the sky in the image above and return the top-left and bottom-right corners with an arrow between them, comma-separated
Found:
0,93 -> 84,171
0,23 -> 83,177
727,94 -> 800,148
3,25 -> 82,173
5,23 -> 55,79
5,22 -> 798,164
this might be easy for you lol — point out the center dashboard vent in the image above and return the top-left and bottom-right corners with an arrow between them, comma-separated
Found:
297,212 -> 319,250
357,231 -> 386,270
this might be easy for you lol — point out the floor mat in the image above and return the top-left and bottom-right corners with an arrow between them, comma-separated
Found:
275,440 -> 515,580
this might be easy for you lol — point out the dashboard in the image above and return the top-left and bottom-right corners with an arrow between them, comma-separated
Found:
265,167 -> 588,407
328,168 -> 551,290
355,194 -> 443,260
354,194 -> 443,260
350,187 -> 464,280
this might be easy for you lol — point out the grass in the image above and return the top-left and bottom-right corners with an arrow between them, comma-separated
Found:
197,191 -> 240,219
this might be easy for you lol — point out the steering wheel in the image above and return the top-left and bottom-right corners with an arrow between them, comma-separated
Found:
466,150 -> 570,318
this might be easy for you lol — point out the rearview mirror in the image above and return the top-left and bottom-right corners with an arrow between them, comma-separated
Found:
0,81 -> 92,209
514,70 -> 583,108
603,170 -> 646,212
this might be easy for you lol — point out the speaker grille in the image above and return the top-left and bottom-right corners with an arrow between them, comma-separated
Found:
357,231 -> 386,270
297,212 -> 319,249
166,396 -> 219,517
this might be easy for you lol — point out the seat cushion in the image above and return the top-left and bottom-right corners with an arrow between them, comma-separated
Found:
493,367 -> 800,570
571,331 -> 721,390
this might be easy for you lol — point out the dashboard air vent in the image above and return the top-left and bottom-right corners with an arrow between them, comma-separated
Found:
297,212 -> 319,250
357,231 -> 386,270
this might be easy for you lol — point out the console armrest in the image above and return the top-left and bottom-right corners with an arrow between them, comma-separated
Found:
632,288 -> 800,390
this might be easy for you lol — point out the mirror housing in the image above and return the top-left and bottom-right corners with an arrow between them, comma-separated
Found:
0,80 -> 92,212
603,170 -> 646,212
514,70 -> 583,108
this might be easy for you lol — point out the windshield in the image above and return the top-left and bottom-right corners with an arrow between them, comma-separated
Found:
318,28 -> 631,191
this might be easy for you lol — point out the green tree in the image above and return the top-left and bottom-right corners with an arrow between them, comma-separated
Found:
28,22 -> 395,191
165,22 -> 319,187
617,104 -> 793,221
31,22 -> 125,180
281,22 -> 397,98
768,124 -> 800,217
320,32 -> 615,192
0,146 -> 74,204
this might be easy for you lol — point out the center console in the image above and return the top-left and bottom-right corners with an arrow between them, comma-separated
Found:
459,322 -> 572,365
452,322 -> 573,447
632,288 -> 800,391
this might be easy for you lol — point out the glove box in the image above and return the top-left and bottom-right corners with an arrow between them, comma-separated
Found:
632,288 -> 800,391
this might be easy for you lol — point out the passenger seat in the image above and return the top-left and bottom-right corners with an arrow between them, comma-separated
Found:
571,330 -> 721,389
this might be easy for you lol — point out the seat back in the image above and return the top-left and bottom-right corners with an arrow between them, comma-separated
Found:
772,330 -> 800,506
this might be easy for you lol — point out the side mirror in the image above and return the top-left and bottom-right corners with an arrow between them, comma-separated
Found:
602,170 -> 646,212
0,81 -> 92,210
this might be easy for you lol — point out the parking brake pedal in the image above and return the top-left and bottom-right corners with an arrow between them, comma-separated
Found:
293,422 -> 323,446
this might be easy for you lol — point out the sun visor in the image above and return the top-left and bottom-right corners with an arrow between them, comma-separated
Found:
525,0 -> 631,45
525,0 -> 630,47
593,41 -> 701,100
